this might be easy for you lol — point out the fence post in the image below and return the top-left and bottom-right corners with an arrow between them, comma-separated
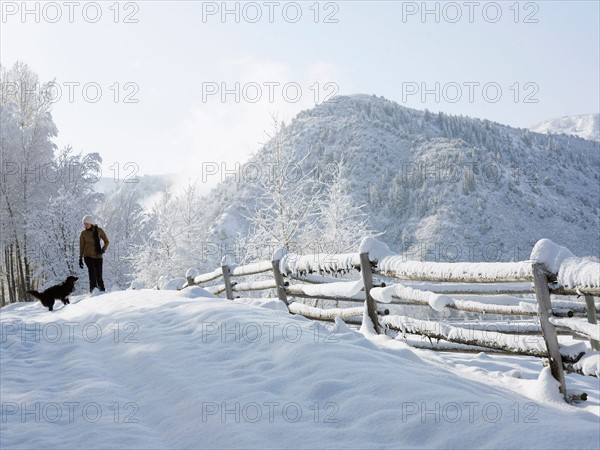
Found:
584,295 -> 600,351
272,256 -> 289,307
221,264 -> 234,300
532,262 -> 567,401
186,275 -> 196,287
360,252 -> 381,334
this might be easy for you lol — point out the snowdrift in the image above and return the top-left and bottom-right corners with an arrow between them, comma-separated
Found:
1,290 -> 599,449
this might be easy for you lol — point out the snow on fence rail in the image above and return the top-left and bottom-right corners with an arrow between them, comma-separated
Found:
184,259 -> 275,300
381,315 -> 585,362
181,237 -> 600,402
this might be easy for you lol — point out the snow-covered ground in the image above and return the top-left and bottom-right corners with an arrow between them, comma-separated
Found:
1,289 -> 599,449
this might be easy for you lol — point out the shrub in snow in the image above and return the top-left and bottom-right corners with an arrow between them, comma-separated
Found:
178,286 -> 215,299
162,277 -> 187,290
129,279 -> 144,290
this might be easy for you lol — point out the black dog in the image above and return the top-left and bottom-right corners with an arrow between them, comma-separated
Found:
27,276 -> 78,311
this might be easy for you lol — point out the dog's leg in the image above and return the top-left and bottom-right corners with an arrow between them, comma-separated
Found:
61,298 -> 70,305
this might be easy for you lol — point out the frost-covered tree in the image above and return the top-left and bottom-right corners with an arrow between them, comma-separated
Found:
27,147 -> 103,289
131,187 -> 178,287
238,116 -> 320,260
97,181 -> 147,289
315,159 -> 373,254
130,181 -> 210,287
177,181 -> 207,248
0,62 -> 58,303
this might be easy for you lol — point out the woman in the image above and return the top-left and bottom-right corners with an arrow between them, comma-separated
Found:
79,215 -> 109,293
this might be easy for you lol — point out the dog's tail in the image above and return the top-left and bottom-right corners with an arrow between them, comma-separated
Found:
26,290 -> 43,300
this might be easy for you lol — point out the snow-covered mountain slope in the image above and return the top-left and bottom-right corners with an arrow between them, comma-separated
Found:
204,95 -> 600,262
531,114 -> 600,142
1,290 -> 599,449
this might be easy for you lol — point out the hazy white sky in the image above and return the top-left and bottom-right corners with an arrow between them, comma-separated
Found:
2,1 -> 599,183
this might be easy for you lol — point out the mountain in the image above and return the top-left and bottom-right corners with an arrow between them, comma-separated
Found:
202,95 -> 599,263
531,114 -> 600,142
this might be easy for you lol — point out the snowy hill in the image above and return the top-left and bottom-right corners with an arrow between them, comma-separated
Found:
531,114 -> 600,142
203,95 -> 600,263
1,290 -> 599,449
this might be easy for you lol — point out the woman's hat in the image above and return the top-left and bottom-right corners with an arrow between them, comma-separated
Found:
82,215 -> 96,225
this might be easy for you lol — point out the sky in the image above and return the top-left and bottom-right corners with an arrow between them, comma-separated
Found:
1,1 -> 599,186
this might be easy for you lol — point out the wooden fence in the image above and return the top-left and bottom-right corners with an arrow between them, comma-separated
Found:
182,239 -> 600,403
